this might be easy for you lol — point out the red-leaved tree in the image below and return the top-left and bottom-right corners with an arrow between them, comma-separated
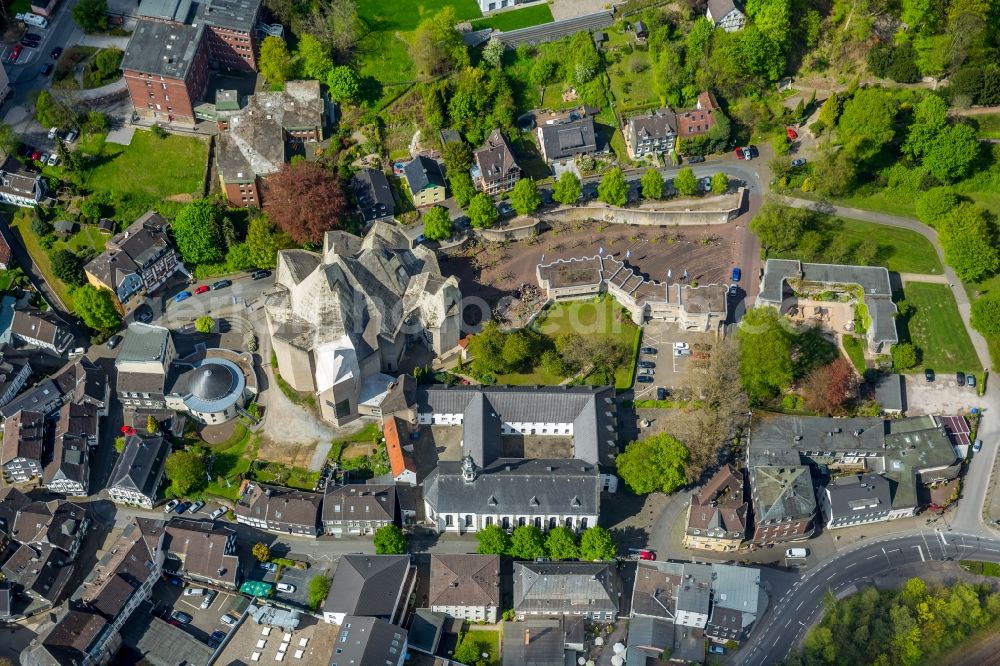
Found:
802,357 -> 858,415
263,161 -> 347,244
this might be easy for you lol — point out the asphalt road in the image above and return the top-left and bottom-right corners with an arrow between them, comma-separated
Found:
737,532 -> 1000,665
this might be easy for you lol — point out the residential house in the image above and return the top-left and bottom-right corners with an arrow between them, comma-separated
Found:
626,108 -> 677,158
114,322 -> 176,410
537,117 -> 597,164
820,473 -> 894,529
676,92 -> 720,140
502,616 -> 585,666
11,500 -> 89,560
477,0 -> 518,12
757,259 -> 898,353
403,156 -> 446,207
353,168 -> 396,222
234,482 -> 322,537
747,456 -> 817,545
43,403 -> 99,496
0,157 -> 45,207
330,617 -> 408,666
84,212 -> 185,316
322,554 -> 415,625
122,0 -> 264,124
0,232 -> 11,269
52,357 -> 110,418
513,561 -> 621,621
0,347 -> 31,407
163,517 -> 241,588
1,542 -> 75,612
322,484 -> 399,536
383,416 -> 417,485
216,81 -> 326,207
1,409 -> 46,482
537,255 -> 729,332
107,434 -> 171,509
706,0 -> 747,31
0,486 -> 30,548
684,465 -> 748,552
429,554 -> 500,623
473,129 -> 521,195
264,223 -> 461,426
10,309 -> 74,355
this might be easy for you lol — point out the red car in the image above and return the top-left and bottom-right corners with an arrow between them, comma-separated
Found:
734,146 -> 745,160
31,150 -> 41,161
9,45 -> 22,62
787,127 -> 798,140
639,549 -> 656,561
194,285 -> 210,294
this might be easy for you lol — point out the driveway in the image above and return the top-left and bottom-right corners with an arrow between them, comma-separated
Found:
903,375 -> 984,416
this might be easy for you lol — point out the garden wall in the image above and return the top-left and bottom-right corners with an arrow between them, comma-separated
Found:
540,187 -> 747,226
475,218 -> 548,242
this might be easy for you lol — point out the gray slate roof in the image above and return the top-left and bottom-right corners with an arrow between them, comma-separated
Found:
108,434 -> 170,499
322,484 -> 397,524
826,473 -> 892,516
424,458 -> 600,516
473,129 -> 520,185
627,616 -> 673,651
875,374 -> 906,412
629,108 -> 677,141
539,117 -> 597,160
708,0 -> 745,18
513,561 -> 620,615
324,554 -> 411,617
353,168 -> 395,221
117,323 -> 172,365
501,617 -> 567,666
11,309 -> 73,352
0,379 -> 60,419
417,385 -> 617,465
331,616 -> 407,666
404,155 -> 445,192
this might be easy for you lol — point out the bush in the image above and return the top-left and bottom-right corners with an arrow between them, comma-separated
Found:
892,342 -> 920,370
307,575 -> 332,611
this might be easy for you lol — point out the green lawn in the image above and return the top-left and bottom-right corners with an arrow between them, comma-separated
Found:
8,209 -> 75,309
456,629 -> 501,666
250,461 -> 319,491
471,4 -> 553,31
900,282 -> 982,373
973,113 -> 1000,139
771,215 -> 943,275
356,0 -> 481,32
606,34 -> 658,112
203,425 -> 258,501
82,130 -> 208,200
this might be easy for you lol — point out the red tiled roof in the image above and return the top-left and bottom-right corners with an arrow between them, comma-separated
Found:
383,417 -> 416,478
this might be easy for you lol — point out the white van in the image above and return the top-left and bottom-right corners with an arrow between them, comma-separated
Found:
785,548 -> 809,559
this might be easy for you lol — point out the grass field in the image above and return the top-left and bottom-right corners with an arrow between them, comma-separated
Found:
471,3 -> 553,31
203,426 -> 258,501
900,282 -> 981,373
771,215 -> 943,274
82,130 -> 207,200
8,209 -> 75,309
456,629 -> 501,666
973,113 -> 1000,139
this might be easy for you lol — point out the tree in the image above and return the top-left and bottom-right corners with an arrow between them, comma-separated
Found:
938,203 -> 1000,282
509,525 -> 546,560
579,526 -> 617,561
50,249 -> 83,286
641,168 -> 663,200
264,161 -> 347,244
530,57 -> 557,85
453,639 -> 490,666
616,432 -> 690,495
598,167 -> 628,206
72,0 -> 107,32
164,448 -> 207,496
0,123 -> 17,157
510,178 -> 541,216
326,66 -> 360,103
73,285 -> 120,332
915,187 -> 958,226
297,34 -> 334,81
146,415 -> 160,434
410,7 -> 469,77
246,216 -> 292,268
838,88 -> 899,162
903,95 -> 949,160
307,575 -> 331,611
971,294 -> 1000,335
92,48 -> 123,78
450,171 -> 476,208
737,307 -> 793,402
545,526 -> 579,560
34,91 -> 74,130
259,36 -> 295,85
423,82 -> 448,130
924,124 -> 980,182
84,111 -> 109,133
252,543 -> 271,562
553,171 -> 581,205
892,342 -> 920,371
749,202 -> 813,253
772,134 -> 791,155
172,200 -> 224,265
442,140 -> 472,176
292,0 -> 360,59
79,199 -> 105,222
674,167 -> 698,197
195,316 -> 214,334
422,206 -> 453,241
32,218 -> 53,236
711,172 -> 729,194
373,525 -> 407,554
114,436 -> 126,453
475,523 -> 510,554
482,37 -> 504,68
802,357 -> 857,414
468,193 -> 498,228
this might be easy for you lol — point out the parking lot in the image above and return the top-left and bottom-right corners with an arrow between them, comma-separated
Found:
633,323 -> 715,399
151,579 -> 248,646
255,560 -> 319,610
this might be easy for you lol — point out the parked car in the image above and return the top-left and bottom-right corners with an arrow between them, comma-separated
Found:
627,548 -> 656,560
925,368 -> 935,382
276,583 -> 296,593
636,375 -> 654,383
210,507 -> 226,520
39,153 -> 49,165
208,630 -> 226,648
686,155 -> 705,163
957,372 -> 966,386
498,202 -> 514,218
189,500 -> 205,513
974,439 -> 983,453
786,127 -> 798,140
638,368 -> 654,375
250,269 -> 270,280
23,32 -> 41,42
734,146 -> 746,160
701,176 -> 712,192
175,501 -> 191,514
184,587 -> 206,597
20,37 -> 38,48
170,610 -> 193,624
164,499 -> 180,513
709,645 -> 725,655
64,129 -> 78,143
211,279 -> 232,290
8,45 -> 22,62
673,342 -> 689,350
673,348 -> 692,357
640,347 -> 657,355
638,360 -> 655,369
174,290 -> 191,303
50,46 -> 63,59
201,590 -> 218,609
729,284 -> 737,296
655,387 -> 668,400
162,574 -> 184,586
791,158 -> 807,168
968,375 -> 977,388
260,562 -> 278,572
220,614 -> 237,626
106,334 -> 123,350
785,548 -> 809,558
731,266 -> 742,282
30,150 -> 41,160
194,285 -> 210,295
46,153 -> 59,167
746,145 -> 759,159
47,127 -> 58,139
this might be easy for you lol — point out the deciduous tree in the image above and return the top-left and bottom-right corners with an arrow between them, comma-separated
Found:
172,199 -> 224,265
837,88 -> 899,162
165,448 -> 207,496
598,167 -> 628,206
475,523 -> 510,555
616,433 -> 690,495
326,66 -> 360,103
259,36 -> 295,85
34,91 -> 74,130
801,357 -> 857,414
938,203 -> 1000,282
50,249 -> 84,286
146,415 -> 160,434
892,342 -> 920,371
509,525 -> 546,560
245,216 -> 293,268
468,193 -> 498,228
711,172 -> 729,194
72,0 -> 107,32
450,171 -> 476,208
915,187 -> 958,226
297,34 -> 334,81
264,161 -> 347,243
641,168 -> 663,200
73,284 -> 120,332
971,293 -> 1000,335
674,166 -> 698,197
252,543 -> 270,561
373,525 -> 407,554
195,316 -> 214,334
410,7 -> 469,77
737,307 -> 793,403
749,202 -> 813,253
510,178 -> 541,216
552,171 -> 581,205
579,526 -> 617,561
422,206 -> 453,241
544,526 -> 579,560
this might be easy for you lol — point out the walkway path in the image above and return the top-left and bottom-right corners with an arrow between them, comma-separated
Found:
897,272 -> 949,284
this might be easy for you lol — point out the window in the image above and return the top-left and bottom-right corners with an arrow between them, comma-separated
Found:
465,515 -> 473,527
446,515 -> 453,527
